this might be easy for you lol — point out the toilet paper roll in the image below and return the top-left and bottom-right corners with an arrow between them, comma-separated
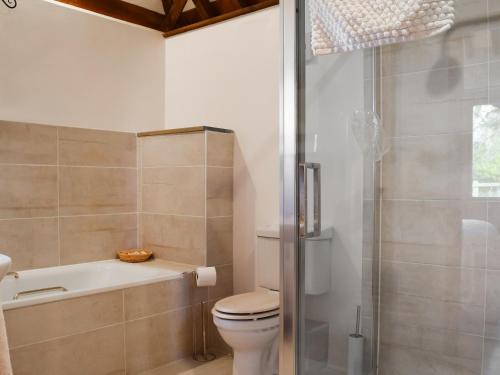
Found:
347,334 -> 364,375
195,267 -> 217,287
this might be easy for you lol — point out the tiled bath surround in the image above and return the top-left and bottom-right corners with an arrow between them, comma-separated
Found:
379,0 -> 500,374
0,122 -> 234,373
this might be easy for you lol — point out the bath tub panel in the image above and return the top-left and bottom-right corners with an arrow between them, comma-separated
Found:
124,277 -> 193,321
10,324 -> 125,375
125,307 -> 192,374
5,290 -> 123,348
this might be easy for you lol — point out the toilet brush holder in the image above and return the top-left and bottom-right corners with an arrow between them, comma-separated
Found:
347,306 -> 364,375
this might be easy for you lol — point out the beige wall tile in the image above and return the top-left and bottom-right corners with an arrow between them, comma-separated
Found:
59,167 -> 137,215
381,261 -> 485,306
484,339 -> 500,375
208,264 -> 233,301
142,166 -> 205,216
381,22 -> 488,76
10,324 -> 125,375
141,213 -> 206,265
124,277 -> 192,320
141,133 -> 205,167
58,127 -> 136,167
487,203 -> 500,269
60,214 -> 137,264
125,307 -> 192,374
206,132 -> 234,167
490,26 -> 500,61
382,64 -> 488,137
0,121 -> 57,165
381,319 -> 482,356
0,165 -> 58,219
380,320 -> 482,367
379,343 -> 482,375
206,217 -> 233,266
0,218 -> 58,270
5,291 -> 123,348
382,200 -> 487,268
207,167 -> 233,217
382,134 -> 473,200
380,292 -> 484,336
486,270 -> 500,339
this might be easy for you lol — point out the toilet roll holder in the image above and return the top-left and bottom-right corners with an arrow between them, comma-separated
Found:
184,271 -> 216,363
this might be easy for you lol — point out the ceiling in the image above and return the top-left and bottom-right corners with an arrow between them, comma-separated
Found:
54,0 -> 278,37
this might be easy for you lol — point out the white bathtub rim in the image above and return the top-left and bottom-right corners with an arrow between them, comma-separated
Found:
1,259 -> 195,310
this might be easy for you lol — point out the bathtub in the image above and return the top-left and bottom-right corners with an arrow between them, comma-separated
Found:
0,259 -> 191,310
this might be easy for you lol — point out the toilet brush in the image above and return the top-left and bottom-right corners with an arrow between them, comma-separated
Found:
347,306 -> 364,375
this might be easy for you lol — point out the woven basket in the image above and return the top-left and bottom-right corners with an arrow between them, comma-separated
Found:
117,249 -> 153,263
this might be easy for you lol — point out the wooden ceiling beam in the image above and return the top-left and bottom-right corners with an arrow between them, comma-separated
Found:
165,0 -> 278,37
192,0 -> 217,20
161,0 -> 172,13
55,0 -> 166,31
171,0 -> 190,26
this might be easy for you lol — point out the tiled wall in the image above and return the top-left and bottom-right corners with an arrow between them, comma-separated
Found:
379,0 -> 500,374
139,130 -> 234,329
5,275 -> 203,375
0,121 -> 138,271
138,130 -> 234,356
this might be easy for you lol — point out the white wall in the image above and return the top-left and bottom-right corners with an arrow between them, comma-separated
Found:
164,7 -> 280,293
0,0 -> 165,132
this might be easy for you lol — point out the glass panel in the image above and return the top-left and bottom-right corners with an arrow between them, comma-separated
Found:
297,0 -> 500,374
298,5 -> 380,375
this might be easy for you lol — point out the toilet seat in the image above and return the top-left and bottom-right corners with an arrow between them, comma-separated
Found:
212,308 -> 279,321
213,291 -> 279,321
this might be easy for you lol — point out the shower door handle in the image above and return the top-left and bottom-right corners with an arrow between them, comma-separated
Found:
299,162 -> 321,238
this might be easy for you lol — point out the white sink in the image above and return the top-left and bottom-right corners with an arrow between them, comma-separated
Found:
0,254 -> 12,281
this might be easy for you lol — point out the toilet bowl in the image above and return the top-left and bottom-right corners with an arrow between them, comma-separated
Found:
212,290 -> 279,375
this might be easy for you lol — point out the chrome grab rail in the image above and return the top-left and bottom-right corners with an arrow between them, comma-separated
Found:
13,286 -> 68,300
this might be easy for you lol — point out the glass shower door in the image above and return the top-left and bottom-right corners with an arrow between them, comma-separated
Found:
280,0 -> 381,374
298,45 -> 381,375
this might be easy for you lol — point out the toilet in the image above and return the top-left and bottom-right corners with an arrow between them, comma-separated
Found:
212,228 -> 280,375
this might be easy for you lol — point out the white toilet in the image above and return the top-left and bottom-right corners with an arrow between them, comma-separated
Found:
212,228 -> 280,375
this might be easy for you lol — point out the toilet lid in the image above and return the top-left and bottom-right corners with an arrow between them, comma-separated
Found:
214,291 -> 279,315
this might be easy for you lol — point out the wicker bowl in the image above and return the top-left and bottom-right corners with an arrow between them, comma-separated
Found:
117,249 -> 153,263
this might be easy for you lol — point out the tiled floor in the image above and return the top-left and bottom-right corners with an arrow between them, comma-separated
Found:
139,356 -> 233,375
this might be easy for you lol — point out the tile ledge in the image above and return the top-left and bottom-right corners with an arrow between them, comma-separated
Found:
137,126 -> 233,137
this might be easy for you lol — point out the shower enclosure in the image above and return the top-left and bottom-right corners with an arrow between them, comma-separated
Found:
281,0 -> 500,374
